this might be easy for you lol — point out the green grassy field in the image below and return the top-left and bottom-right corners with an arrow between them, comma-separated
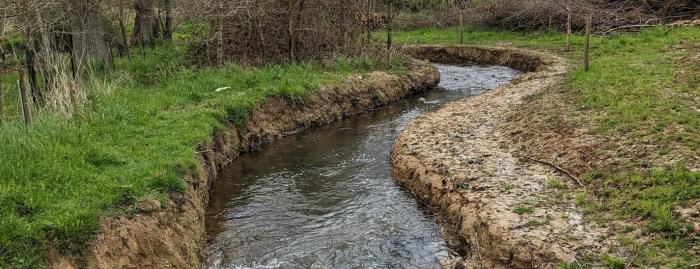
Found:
386,26 -> 700,267
0,43 -> 403,268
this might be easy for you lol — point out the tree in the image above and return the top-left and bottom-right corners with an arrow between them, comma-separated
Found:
69,0 -> 109,62
163,0 -> 173,40
132,0 -> 158,46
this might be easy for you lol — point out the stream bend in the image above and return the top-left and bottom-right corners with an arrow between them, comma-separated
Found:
205,64 -> 520,269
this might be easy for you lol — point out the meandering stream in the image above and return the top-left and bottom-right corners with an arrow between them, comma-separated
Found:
205,64 -> 520,269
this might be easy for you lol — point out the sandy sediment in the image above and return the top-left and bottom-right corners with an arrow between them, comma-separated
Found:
51,61 -> 440,269
391,45 -> 613,268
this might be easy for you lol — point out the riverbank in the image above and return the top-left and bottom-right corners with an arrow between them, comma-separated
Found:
388,27 -> 700,267
54,60 -> 438,269
0,44 -> 439,268
392,45 -> 614,268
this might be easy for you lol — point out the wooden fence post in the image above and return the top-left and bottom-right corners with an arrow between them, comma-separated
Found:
0,78 -> 4,122
26,46 -> 40,105
584,15 -> 591,71
459,11 -> 464,44
366,0 -> 373,42
387,1 -> 393,66
17,72 -> 32,126
565,6 -> 572,51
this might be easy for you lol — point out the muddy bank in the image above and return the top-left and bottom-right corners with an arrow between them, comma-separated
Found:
391,45 -> 612,268
52,61 -> 439,269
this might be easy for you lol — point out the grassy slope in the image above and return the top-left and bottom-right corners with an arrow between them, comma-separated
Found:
387,26 -> 700,267
0,44 -> 402,268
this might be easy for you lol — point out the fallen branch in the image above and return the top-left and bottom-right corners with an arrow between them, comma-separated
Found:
601,19 -> 663,35
520,154 -> 585,188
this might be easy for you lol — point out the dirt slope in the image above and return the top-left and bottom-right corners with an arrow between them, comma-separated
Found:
391,45 -> 614,268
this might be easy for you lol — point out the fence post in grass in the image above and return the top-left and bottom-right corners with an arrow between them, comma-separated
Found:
584,15 -> 591,71
17,72 -> 32,126
0,78 -> 4,122
25,46 -> 40,105
386,1 -> 393,66
459,11 -> 464,44
109,46 -> 116,71
565,5 -> 572,51
366,0 -> 373,43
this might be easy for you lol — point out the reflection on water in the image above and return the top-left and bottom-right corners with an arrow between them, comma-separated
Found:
205,64 -> 520,269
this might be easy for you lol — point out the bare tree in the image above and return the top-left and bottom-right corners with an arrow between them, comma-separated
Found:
184,0 -> 365,64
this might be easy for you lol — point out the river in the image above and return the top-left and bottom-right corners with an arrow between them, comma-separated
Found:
205,64 -> 520,269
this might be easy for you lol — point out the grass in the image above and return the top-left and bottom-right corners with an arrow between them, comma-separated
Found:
513,205 -> 535,215
386,26 -> 700,151
0,43 -> 404,268
546,178 -> 567,190
388,26 -> 700,267
578,167 -> 700,267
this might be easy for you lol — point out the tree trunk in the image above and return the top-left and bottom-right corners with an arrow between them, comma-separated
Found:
295,0 -> 305,56
69,0 -> 109,63
216,0 -> 224,66
287,0 -> 295,61
118,5 -> 130,57
366,0 -> 372,42
163,0 -> 173,40
132,0 -> 158,47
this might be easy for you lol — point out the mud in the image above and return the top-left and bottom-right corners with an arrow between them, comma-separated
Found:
391,45 -> 614,268
51,61 -> 440,269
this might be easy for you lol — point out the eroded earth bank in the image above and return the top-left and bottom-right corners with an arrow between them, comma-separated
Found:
391,46 -> 615,268
53,61 -> 439,269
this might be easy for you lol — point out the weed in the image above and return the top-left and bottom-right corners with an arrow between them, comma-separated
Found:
514,205 -> 535,215
547,178 -> 567,190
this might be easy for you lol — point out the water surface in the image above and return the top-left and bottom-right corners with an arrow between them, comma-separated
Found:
206,64 -> 520,269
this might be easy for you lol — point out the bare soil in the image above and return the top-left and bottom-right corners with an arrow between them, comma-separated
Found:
391,45 -> 617,268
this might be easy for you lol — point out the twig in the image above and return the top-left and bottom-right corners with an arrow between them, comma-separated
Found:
521,153 -> 585,188
601,19 -> 662,35
474,230 -> 483,269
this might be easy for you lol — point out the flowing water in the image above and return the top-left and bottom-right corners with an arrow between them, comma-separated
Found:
205,64 -> 520,269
